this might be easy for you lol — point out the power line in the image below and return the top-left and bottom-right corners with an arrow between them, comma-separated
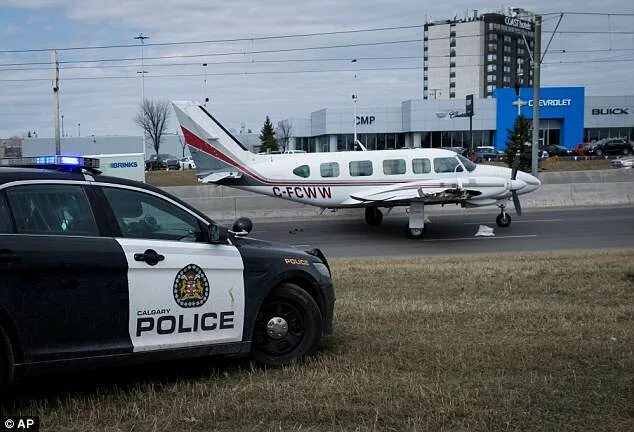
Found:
0,39 -> 424,67
542,11 -> 634,16
0,55 -> 424,73
0,24 -> 425,54
2,57 -> 633,83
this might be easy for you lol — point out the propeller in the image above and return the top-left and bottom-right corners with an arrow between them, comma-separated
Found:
510,150 -> 522,216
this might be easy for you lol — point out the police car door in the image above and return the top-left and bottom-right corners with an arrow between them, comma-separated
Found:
98,185 -> 245,353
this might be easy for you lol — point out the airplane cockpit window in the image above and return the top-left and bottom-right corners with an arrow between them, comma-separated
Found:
349,160 -> 373,177
320,162 -> 340,178
412,158 -> 431,174
457,155 -> 477,172
433,157 -> 464,173
382,159 -> 406,175
293,165 -> 310,178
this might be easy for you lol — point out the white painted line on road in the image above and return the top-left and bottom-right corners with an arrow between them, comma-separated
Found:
292,244 -> 313,247
426,234 -> 538,242
464,219 -> 563,225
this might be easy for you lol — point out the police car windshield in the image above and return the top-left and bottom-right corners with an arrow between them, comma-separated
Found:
457,155 -> 477,172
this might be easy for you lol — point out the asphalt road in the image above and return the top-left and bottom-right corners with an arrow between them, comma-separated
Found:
250,206 -> 634,257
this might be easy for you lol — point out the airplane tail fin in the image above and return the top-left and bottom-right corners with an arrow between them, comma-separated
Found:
172,101 -> 253,182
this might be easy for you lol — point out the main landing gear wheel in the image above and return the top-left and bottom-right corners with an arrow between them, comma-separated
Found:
408,227 -> 426,239
365,207 -> 383,226
251,283 -> 322,367
496,212 -> 512,227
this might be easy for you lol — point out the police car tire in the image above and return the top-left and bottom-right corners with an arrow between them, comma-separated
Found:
251,283 -> 322,367
0,326 -> 15,392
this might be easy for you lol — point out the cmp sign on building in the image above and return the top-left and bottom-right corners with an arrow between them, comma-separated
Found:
494,87 -> 585,150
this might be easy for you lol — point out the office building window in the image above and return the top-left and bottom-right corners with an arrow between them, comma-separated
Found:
487,54 -> 497,61
487,64 -> 497,72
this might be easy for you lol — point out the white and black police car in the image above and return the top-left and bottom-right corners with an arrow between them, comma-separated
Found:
0,156 -> 334,391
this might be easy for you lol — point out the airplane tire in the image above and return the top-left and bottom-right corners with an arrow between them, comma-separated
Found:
365,207 -> 383,226
408,227 -> 425,239
496,213 -> 512,227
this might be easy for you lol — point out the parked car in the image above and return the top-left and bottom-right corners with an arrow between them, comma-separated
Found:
611,157 -> 634,169
179,156 -> 196,170
541,145 -> 575,157
474,146 -> 504,162
145,153 -> 180,170
584,138 -> 634,156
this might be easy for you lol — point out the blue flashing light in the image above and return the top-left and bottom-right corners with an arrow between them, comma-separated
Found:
60,156 -> 80,165
1,155 -> 100,170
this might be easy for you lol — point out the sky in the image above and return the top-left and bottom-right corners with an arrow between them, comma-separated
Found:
0,0 -> 632,138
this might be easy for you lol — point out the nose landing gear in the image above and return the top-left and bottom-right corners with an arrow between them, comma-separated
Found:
496,204 -> 511,227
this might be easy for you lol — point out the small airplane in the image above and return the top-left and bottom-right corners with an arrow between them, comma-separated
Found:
172,101 -> 541,239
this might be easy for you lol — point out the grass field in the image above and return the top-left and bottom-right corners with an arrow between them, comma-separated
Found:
3,251 -> 633,431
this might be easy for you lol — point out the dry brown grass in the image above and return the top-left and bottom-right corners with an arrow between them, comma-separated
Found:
3,251 -> 633,431
145,169 -> 198,186
483,159 -> 611,171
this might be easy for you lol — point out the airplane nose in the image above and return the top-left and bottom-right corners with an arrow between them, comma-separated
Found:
516,171 -> 541,193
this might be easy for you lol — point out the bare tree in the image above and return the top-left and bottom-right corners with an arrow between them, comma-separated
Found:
134,99 -> 170,155
276,120 -> 293,152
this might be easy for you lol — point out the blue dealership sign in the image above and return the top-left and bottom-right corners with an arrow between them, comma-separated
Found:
494,87 -> 584,150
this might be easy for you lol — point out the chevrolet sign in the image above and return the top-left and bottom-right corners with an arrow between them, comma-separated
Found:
527,99 -> 572,107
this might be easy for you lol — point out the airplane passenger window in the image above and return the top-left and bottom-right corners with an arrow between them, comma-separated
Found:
320,162 -> 340,178
349,161 -> 373,176
382,159 -> 406,175
412,158 -> 431,174
293,165 -> 310,178
433,157 -> 463,173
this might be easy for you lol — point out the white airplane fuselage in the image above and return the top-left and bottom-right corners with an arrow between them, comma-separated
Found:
201,149 -> 540,209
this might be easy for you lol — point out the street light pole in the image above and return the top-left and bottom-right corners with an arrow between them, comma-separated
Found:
52,49 -> 61,155
61,114 -> 64,138
202,63 -> 209,105
134,33 -> 150,150
531,15 -> 541,177
77,122 -> 81,137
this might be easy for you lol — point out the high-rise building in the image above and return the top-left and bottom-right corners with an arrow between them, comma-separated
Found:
423,10 -> 535,100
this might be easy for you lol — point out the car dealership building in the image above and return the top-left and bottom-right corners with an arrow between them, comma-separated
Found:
284,87 -> 634,153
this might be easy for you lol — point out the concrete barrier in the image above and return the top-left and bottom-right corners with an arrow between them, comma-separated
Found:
162,170 -> 634,221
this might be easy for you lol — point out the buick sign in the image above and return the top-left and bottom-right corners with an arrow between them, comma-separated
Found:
592,108 -> 630,115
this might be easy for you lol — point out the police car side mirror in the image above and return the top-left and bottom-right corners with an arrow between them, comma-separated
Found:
208,223 -> 225,243
229,217 -> 253,237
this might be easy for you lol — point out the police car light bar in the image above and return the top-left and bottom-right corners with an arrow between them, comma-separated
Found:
1,155 -> 100,170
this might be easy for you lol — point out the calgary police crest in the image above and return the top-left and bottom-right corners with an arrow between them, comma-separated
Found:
173,264 -> 210,308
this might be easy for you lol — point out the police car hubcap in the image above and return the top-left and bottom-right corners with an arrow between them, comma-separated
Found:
266,317 -> 289,339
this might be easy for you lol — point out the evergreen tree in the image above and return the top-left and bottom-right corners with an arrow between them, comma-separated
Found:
259,116 -> 278,153
504,115 -> 533,173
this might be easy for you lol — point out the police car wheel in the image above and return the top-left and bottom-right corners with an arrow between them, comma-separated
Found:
252,283 -> 322,367
0,326 -> 15,392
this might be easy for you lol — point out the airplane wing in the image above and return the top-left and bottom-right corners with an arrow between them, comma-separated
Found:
346,177 -> 506,206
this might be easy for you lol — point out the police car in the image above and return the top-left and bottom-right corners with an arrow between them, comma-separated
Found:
0,156 -> 334,391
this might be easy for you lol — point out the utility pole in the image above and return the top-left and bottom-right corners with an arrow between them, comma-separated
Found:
77,122 -> 81,137
52,49 -> 61,155
134,33 -> 149,149
531,15 -> 541,177
61,114 -> 65,138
